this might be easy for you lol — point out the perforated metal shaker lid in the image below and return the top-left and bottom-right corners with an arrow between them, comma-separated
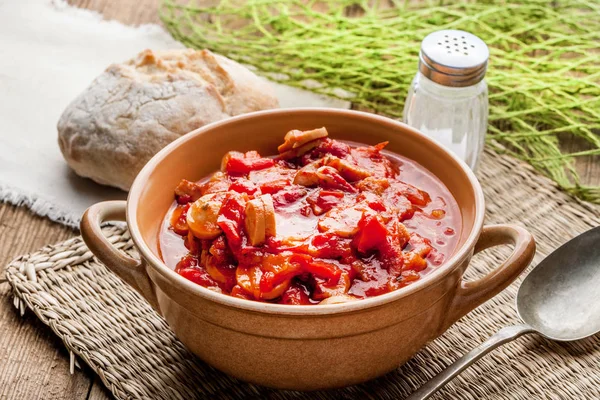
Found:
419,30 -> 489,87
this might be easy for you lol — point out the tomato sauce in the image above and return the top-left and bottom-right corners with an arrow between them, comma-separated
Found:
159,128 -> 460,305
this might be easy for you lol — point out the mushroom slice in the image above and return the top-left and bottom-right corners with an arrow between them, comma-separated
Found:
278,139 -> 321,160
261,279 -> 292,300
236,264 -> 291,300
245,197 -> 267,246
205,255 -> 229,284
323,156 -> 372,182
315,166 -> 356,192
293,159 -> 322,186
186,193 -> 224,239
278,127 -> 329,153
294,158 -> 364,191
236,265 -> 261,299
260,194 -> 277,238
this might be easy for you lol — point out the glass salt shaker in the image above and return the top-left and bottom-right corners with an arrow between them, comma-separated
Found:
403,30 -> 489,170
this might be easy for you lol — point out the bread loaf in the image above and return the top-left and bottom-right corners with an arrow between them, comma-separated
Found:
58,49 -> 279,190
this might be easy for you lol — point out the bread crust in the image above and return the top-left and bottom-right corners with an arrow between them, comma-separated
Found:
57,49 -> 279,190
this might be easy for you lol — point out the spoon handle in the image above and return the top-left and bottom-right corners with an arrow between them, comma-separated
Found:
406,324 -> 535,400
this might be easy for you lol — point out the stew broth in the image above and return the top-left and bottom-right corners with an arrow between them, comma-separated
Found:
159,128 -> 460,305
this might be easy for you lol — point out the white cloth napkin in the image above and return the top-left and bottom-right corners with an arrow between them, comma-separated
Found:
0,0 -> 348,228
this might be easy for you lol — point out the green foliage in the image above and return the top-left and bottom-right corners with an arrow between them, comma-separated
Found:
161,0 -> 600,202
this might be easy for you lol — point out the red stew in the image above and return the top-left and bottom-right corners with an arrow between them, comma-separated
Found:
159,127 -> 460,305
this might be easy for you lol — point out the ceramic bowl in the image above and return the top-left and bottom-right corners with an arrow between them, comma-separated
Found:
81,108 -> 535,390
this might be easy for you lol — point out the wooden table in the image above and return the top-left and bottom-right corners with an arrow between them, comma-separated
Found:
0,1 -> 598,399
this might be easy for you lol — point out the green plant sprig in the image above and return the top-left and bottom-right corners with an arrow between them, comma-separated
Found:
161,0 -> 600,202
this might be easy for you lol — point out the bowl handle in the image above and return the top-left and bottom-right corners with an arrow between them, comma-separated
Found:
443,224 -> 535,329
81,201 -> 159,310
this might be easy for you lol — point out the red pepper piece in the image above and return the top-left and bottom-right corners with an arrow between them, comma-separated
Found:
208,236 -> 233,265
317,166 -> 357,193
394,181 -> 431,206
373,141 -> 389,152
176,194 -> 192,204
226,151 -> 275,175
177,267 -> 219,287
313,138 -> 351,158
259,179 -> 290,195
228,179 -> 258,195
352,213 -> 389,254
264,237 -> 310,255
305,261 -> 342,285
231,285 -> 253,300
290,254 -> 342,285
272,186 -> 307,207
378,239 -> 404,276
357,191 -> 386,212
367,199 -> 386,212
289,253 -> 312,266
217,193 -> 247,248
259,271 -> 276,294
349,277 -> 390,298
256,256 -> 303,297
310,233 -> 352,259
306,189 -> 344,215
317,190 -> 344,212
280,282 -> 313,305
175,254 -> 198,272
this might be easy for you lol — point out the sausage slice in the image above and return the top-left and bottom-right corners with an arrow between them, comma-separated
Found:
260,194 -> 277,238
244,194 -> 277,245
244,198 -> 266,246
186,193 -> 224,239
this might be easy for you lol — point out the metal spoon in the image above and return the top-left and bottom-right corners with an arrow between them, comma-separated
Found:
407,226 -> 600,399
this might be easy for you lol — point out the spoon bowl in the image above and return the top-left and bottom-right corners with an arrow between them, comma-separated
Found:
518,226 -> 600,341
409,226 -> 600,399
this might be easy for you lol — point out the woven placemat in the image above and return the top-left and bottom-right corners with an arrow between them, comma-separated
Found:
5,149 -> 600,399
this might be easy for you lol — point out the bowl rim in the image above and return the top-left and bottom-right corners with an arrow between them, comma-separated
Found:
127,108 -> 485,316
